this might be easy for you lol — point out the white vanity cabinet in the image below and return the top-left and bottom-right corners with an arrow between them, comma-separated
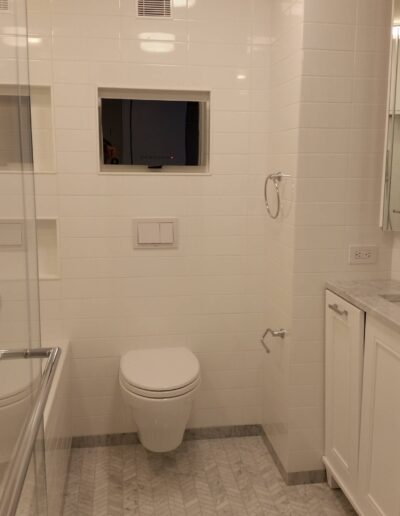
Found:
325,288 -> 400,516
324,291 -> 365,503
358,316 -> 400,516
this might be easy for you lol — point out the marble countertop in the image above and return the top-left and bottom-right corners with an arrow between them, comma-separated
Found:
326,279 -> 400,333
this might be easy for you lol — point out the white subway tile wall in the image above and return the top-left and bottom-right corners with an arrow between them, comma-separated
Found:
263,0 -> 392,475
26,0 -> 271,437
20,0 -> 395,475
261,0 -> 304,476
291,0 -> 393,473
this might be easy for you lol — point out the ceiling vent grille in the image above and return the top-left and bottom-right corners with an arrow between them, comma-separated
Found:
0,0 -> 9,11
137,0 -> 172,18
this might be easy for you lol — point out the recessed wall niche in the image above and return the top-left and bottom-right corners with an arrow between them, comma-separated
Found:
37,219 -> 59,280
0,218 -> 59,280
0,85 -> 55,174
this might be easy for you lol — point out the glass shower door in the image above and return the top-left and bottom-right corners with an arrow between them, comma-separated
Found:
0,0 -> 47,513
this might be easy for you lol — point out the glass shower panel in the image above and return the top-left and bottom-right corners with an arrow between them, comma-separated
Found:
0,0 -> 46,513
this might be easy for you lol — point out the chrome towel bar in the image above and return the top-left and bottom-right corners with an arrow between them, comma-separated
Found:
0,346 -> 61,516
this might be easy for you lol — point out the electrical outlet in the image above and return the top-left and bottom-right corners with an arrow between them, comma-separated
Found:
348,245 -> 378,265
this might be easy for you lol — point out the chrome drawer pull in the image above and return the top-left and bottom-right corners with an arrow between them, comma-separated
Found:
328,303 -> 348,317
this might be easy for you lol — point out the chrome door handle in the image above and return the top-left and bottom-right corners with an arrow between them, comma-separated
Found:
328,303 -> 348,317
261,328 -> 287,353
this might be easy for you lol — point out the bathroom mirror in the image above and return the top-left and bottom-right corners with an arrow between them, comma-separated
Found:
382,0 -> 400,230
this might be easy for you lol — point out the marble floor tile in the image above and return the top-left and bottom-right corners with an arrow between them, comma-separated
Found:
62,437 -> 356,516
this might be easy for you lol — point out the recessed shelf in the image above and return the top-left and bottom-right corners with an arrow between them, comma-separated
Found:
31,87 -> 55,174
0,85 -> 55,174
37,219 -> 59,280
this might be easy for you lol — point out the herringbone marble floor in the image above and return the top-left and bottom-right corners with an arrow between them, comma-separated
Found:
62,436 -> 356,516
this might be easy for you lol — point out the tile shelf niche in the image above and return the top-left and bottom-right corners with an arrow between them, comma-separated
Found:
0,84 -> 55,174
37,218 -> 59,280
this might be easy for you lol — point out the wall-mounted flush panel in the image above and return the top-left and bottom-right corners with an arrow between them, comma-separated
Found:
348,245 -> 378,265
133,218 -> 178,248
0,221 -> 24,249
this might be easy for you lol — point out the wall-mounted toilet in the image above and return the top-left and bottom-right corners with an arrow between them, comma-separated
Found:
119,347 -> 200,452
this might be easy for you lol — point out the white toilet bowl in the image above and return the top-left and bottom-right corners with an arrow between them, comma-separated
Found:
119,347 -> 200,452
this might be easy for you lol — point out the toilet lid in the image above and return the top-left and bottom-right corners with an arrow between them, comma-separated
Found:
120,347 -> 200,392
120,373 -> 201,399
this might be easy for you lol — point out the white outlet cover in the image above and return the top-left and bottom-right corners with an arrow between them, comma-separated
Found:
348,245 -> 378,265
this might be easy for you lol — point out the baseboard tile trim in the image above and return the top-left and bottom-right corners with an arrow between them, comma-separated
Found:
261,429 -> 326,486
72,424 -> 263,449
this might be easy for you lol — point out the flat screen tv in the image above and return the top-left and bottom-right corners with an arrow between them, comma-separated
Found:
100,98 -> 207,169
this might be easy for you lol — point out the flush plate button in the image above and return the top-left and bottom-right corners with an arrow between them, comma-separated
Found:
133,218 -> 178,248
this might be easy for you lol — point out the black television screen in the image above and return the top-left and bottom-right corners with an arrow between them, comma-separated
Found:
101,98 -> 205,168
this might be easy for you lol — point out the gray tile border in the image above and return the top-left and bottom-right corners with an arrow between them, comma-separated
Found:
71,424 -> 263,449
260,429 -> 327,486
71,433 -> 141,449
287,469 -> 327,486
184,424 -> 262,441
71,424 -> 327,487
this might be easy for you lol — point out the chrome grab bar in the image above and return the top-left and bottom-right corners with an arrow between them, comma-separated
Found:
261,328 -> 287,353
0,347 -> 61,516
328,303 -> 348,317
264,172 -> 291,219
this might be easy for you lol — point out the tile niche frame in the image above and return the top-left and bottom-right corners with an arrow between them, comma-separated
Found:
97,87 -> 211,176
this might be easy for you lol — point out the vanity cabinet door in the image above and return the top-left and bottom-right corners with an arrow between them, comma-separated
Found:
325,290 -> 365,495
359,316 -> 400,516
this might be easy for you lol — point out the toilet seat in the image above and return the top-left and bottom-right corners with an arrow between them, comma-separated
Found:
120,347 -> 200,399
120,374 -> 201,399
